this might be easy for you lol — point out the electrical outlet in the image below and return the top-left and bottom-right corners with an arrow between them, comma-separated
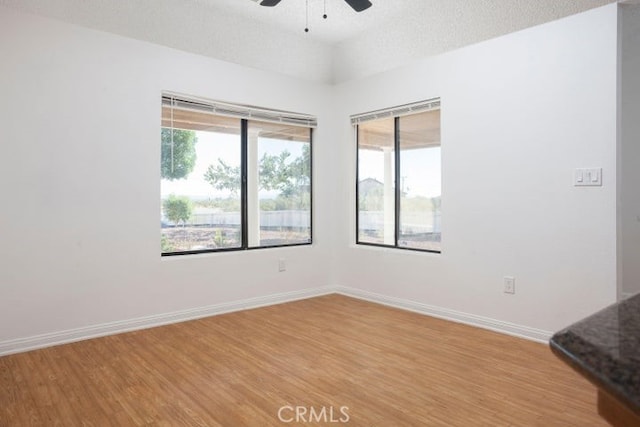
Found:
504,276 -> 515,294
278,258 -> 286,272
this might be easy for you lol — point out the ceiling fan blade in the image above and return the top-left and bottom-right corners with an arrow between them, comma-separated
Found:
344,0 -> 372,12
259,0 -> 281,6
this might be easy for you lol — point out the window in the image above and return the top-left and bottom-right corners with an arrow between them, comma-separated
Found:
355,100 -> 441,252
161,94 -> 314,256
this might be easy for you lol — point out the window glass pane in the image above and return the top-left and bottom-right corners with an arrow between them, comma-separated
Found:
247,121 -> 311,247
357,118 -> 395,245
399,110 -> 441,251
161,106 -> 242,253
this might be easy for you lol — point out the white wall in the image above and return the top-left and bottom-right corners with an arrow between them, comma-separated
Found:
332,4 -> 619,334
619,4 -> 640,298
0,7 -> 334,346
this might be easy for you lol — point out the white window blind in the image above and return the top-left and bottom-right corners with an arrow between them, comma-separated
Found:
350,98 -> 440,126
162,92 -> 317,128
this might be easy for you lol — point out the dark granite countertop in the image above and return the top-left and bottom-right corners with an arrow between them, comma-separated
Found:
550,293 -> 640,416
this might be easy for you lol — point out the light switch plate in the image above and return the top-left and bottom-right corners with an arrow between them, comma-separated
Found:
504,276 -> 515,294
574,168 -> 602,187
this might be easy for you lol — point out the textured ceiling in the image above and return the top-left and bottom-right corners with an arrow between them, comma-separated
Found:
0,0 -> 618,83
199,0 -> 419,43
332,0 -> 618,82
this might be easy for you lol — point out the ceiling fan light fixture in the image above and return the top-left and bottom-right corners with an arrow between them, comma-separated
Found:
253,0 -> 372,13
253,0 -> 372,33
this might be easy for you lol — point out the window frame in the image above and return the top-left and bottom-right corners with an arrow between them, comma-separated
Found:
161,95 -> 314,257
354,101 -> 441,254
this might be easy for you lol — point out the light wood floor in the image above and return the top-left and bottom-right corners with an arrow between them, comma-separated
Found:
0,295 -> 607,426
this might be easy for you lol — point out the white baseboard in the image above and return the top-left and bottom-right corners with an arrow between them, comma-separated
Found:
334,286 -> 552,343
0,286 -> 336,356
0,284 -> 552,356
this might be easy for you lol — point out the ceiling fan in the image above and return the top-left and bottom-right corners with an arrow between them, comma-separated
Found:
255,0 -> 372,13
